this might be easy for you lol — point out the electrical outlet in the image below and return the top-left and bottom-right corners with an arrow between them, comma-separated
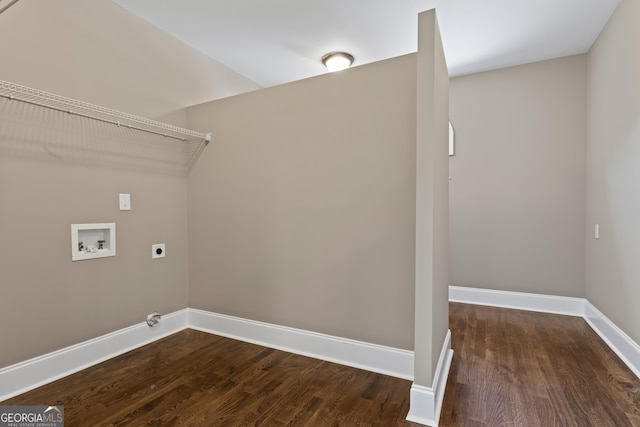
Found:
152,243 -> 165,259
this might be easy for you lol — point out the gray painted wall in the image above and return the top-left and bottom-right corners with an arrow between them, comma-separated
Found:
449,55 -> 587,298
0,0 -> 259,124
187,54 -> 419,351
586,0 -> 640,344
414,10 -> 450,387
448,0 -> 640,351
0,0 -> 257,368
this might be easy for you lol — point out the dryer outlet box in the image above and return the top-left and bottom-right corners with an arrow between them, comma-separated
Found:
152,243 -> 166,259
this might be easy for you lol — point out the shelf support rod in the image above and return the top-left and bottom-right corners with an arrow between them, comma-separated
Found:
0,0 -> 20,16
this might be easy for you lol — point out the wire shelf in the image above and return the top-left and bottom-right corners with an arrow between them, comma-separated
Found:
0,79 -> 210,144
0,79 -> 210,170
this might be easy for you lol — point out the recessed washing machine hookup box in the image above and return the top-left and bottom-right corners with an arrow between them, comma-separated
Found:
71,223 -> 116,261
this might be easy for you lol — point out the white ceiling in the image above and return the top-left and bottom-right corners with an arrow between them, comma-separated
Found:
111,0 -> 620,88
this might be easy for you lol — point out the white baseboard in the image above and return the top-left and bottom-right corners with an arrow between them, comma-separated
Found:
406,330 -> 453,426
584,301 -> 640,379
188,308 -> 414,380
0,309 -> 189,402
450,286 -> 640,381
449,285 -> 585,316
1,308 -> 415,402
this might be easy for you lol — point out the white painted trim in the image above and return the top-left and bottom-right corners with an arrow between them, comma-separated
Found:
407,384 -> 436,426
406,330 -> 453,426
0,309 -> 188,402
188,308 -> 414,380
584,301 -> 640,379
449,286 -> 640,381
0,308 -> 414,401
449,285 -> 585,317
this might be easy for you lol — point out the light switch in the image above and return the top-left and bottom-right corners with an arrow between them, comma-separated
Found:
594,224 -> 600,240
119,193 -> 131,211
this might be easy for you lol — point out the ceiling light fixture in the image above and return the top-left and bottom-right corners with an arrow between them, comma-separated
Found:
322,52 -> 354,72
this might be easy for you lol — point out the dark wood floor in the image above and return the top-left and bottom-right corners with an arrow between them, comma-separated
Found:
441,303 -> 640,426
3,304 -> 640,426
1,329 -> 418,426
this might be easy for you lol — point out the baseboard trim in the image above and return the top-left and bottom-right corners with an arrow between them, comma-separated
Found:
406,330 -> 453,426
188,308 -> 414,380
584,301 -> 640,379
0,309 -> 189,402
449,285 -> 585,317
450,286 -> 640,381
0,308 -> 415,402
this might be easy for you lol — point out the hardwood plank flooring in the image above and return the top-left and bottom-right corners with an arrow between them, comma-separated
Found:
1,329 -> 420,426
3,304 -> 640,426
440,303 -> 640,426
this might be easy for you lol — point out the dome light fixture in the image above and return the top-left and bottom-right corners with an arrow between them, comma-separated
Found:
322,52 -> 354,72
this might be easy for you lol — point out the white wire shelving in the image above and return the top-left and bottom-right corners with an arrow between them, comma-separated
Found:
0,79 -> 211,145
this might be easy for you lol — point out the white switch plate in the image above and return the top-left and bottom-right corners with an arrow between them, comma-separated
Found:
119,193 -> 131,211
594,224 -> 600,239
152,243 -> 165,259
